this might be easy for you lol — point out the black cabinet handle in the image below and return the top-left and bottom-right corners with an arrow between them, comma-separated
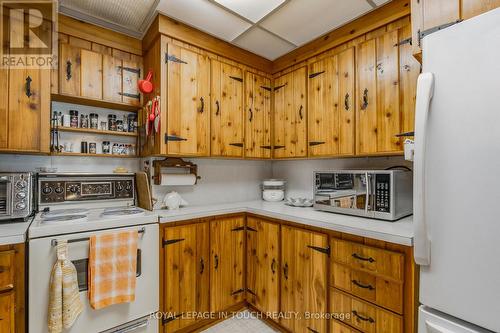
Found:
25,76 -> 32,97
165,135 -> 187,142
344,93 -> 350,111
352,310 -> 375,323
214,254 -> 219,270
271,258 -> 276,274
66,60 -> 72,80
361,88 -> 369,110
307,327 -> 319,333
352,253 -> 375,263
298,105 -> 304,120
198,97 -> 204,113
309,141 -> 325,146
352,279 -> 375,290
200,258 -> 205,275
229,143 -> 243,148
274,145 -> 285,150
260,145 -> 272,149
283,262 -> 289,280
248,108 -> 253,122
215,100 -> 220,116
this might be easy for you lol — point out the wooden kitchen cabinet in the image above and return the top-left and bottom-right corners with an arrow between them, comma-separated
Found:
211,60 -> 245,157
281,226 -> 328,333
210,216 -> 245,313
244,72 -> 272,159
308,47 -> 355,157
0,67 -> 50,153
0,245 -> 25,333
273,67 -> 307,158
246,216 -> 279,314
165,43 -> 211,156
0,292 -> 14,333
162,223 -> 210,332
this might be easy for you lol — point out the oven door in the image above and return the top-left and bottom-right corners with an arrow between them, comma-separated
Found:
28,223 -> 159,333
0,175 -> 12,220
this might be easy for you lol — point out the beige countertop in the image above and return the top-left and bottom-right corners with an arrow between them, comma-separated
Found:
0,218 -> 32,245
156,200 -> 414,246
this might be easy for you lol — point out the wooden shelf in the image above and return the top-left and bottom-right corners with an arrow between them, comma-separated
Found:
51,93 -> 141,112
52,152 -> 137,158
56,126 -> 138,137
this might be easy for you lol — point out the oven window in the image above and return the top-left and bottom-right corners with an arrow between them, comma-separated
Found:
72,249 -> 142,292
0,180 -> 8,215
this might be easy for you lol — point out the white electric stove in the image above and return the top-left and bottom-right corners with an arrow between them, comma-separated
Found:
28,173 -> 159,333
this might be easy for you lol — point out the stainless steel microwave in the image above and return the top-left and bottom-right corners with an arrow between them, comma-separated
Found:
313,170 -> 412,221
0,172 -> 34,221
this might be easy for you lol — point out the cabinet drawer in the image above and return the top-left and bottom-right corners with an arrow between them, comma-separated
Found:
331,239 -> 404,282
331,288 -> 402,333
0,251 -> 14,292
0,291 -> 14,333
332,320 -> 362,333
331,262 -> 403,314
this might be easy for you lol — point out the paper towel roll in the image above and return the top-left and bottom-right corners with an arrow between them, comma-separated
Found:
160,173 -> 197,186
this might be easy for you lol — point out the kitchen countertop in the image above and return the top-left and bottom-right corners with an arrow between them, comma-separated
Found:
156,201 -> 414,246
0,218 -> 32,245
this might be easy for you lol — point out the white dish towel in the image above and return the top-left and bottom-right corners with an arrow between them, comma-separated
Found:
48,240 -> 83,333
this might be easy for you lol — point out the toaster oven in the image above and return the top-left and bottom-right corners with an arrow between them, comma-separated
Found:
0,172 -> 34,221
314,170 -> 412,221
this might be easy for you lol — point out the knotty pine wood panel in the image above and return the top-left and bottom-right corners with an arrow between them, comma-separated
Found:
80,49 -> 103,100
0,63 -> 7,148
102,54 -> 123,103
59,43 -> 81,96
338,47 -> 356,155
462,0 -> 500,19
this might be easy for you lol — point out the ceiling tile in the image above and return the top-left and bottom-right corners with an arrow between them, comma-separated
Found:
234,27 -> 295,60
213,0 -> 285,23
157,0 -> 252,41
260,0 -> 372,46
372,0 -> 392,5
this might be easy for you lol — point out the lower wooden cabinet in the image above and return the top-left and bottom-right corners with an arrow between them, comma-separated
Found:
0,245 -> 25,333
246,216 -> 279,314
210,216 -> 245,312
162,223 -> 210,332
0,292 -> 15,333
281,226 -> 328,333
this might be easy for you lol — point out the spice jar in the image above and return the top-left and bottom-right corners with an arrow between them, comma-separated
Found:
102,141 -> 110,154
69,110 -> 79,128
81,141 -> 88,154
112,143 -> 119,155
80,114 -> 89,128
122,115 -> 128,132
89,113 -> 99,129
127,114 -> 137,132
89,142 -> 96,154
108,115 -> 117,131
116,120 -> 123,132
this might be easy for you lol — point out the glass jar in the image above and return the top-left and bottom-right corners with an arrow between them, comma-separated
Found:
122,115 -> 128,132
69,110 -> 79,128
89,142 -> 96,154
116,120 -> 123,132
89,113 -> 99,129
102,141 -> 110,154
127,114 -> 137,132
112,143 -> 118,155
108,115 -> 117,131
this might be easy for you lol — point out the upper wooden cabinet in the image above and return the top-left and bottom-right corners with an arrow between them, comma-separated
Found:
165,44 -> 211,156
0,67 -> 50,153
273,67 -> 307,158
411,0 -> 500,57
244,72 -> 272,159
211,60 -> 245,157
308,47 -> 355,157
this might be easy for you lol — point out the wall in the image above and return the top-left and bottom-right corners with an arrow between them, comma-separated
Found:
272,156 -> 412,198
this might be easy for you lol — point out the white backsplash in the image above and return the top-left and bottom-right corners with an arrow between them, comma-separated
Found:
272,156 -> 412,198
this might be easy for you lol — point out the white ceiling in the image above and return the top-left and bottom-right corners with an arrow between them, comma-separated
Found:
59,0 -> 393,60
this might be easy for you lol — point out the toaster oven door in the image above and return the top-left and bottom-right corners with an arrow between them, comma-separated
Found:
0,176 -> 12,219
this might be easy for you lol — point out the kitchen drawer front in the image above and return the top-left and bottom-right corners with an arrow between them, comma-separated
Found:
332,320 -> 362,333
331,262 -> 403,314
0,251 -> 14,292
0,291 -> 14,333
331,239 -> 404,282
331,288 -> 403,333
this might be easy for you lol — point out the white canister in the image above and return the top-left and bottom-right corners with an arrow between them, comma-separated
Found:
262,179 -> 286,202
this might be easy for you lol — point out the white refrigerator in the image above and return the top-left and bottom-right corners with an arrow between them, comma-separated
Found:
414,8 -> 500,333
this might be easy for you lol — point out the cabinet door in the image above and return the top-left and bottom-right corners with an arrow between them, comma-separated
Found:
103,55 -> 123,103
121,57 -> 143,106
211,60 -> 244,157
80,49 -> 103,100
244,72 -> 272,159
462,0 -> 500,19
273,67 -> 307,158
281,226 -> 328,333
8,68 -> 50,152
59,43 -> 81,96
166,44 -> 210,156
0,292 -> 14,333
210,216 -> 245,312
163,223 -> 209,333
0,64 -> 7,149
338,48 -> 356,155
246,217 -> 279,314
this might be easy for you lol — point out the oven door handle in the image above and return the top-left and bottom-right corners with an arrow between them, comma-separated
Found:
112,318 -> 148,333
365,172 -> 370,214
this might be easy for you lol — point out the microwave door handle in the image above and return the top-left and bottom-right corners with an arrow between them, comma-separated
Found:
414,72 -> 435,266
365,172 -> 369,213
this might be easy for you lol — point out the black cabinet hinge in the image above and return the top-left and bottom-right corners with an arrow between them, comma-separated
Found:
260,145 -> 272,149
231,226 -> 246,232
274,83 -> 287,91
419,20 -> 462,45
229,76 -> 243,82
260,86 -> 272,92
231,288 -> 245,296
246,226 -> 257,232
118,66 -> 141,76
394,37 -> 412,47
162,238 -> 185,247
308,71 -> 325,79
307,245 -> 330,256
395,131 -> 414,137
246,288 -> 257,296
309,141 -> 325,146
162,314 -> 182,325
165,134 -> 188,142
118,92 -> 140,99
229,143 -> 243,147
274,145 -> 285,149
307,327 -> 320,333
166,54 -> 187,64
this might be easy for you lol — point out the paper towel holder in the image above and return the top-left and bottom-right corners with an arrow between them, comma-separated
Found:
152,157 -> 200,185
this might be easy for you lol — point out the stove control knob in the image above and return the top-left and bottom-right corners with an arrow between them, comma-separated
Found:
42,187 -> 52,195
15,202 -> 26,210
116,183 -> 124,192
54,186 -> 64,194
16,192 -> 26,199
125,182 -> 132,191
16,180 -> 27,189
69,185 -> 79,193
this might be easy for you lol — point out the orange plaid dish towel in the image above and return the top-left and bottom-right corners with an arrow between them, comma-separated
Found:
88,230 -> 138,310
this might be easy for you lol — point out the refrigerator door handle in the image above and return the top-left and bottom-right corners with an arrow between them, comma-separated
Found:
414,72 -> 435,266
425,321 -> 455,333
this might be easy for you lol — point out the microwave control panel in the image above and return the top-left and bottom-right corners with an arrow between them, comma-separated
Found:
375,174 -> 391,212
